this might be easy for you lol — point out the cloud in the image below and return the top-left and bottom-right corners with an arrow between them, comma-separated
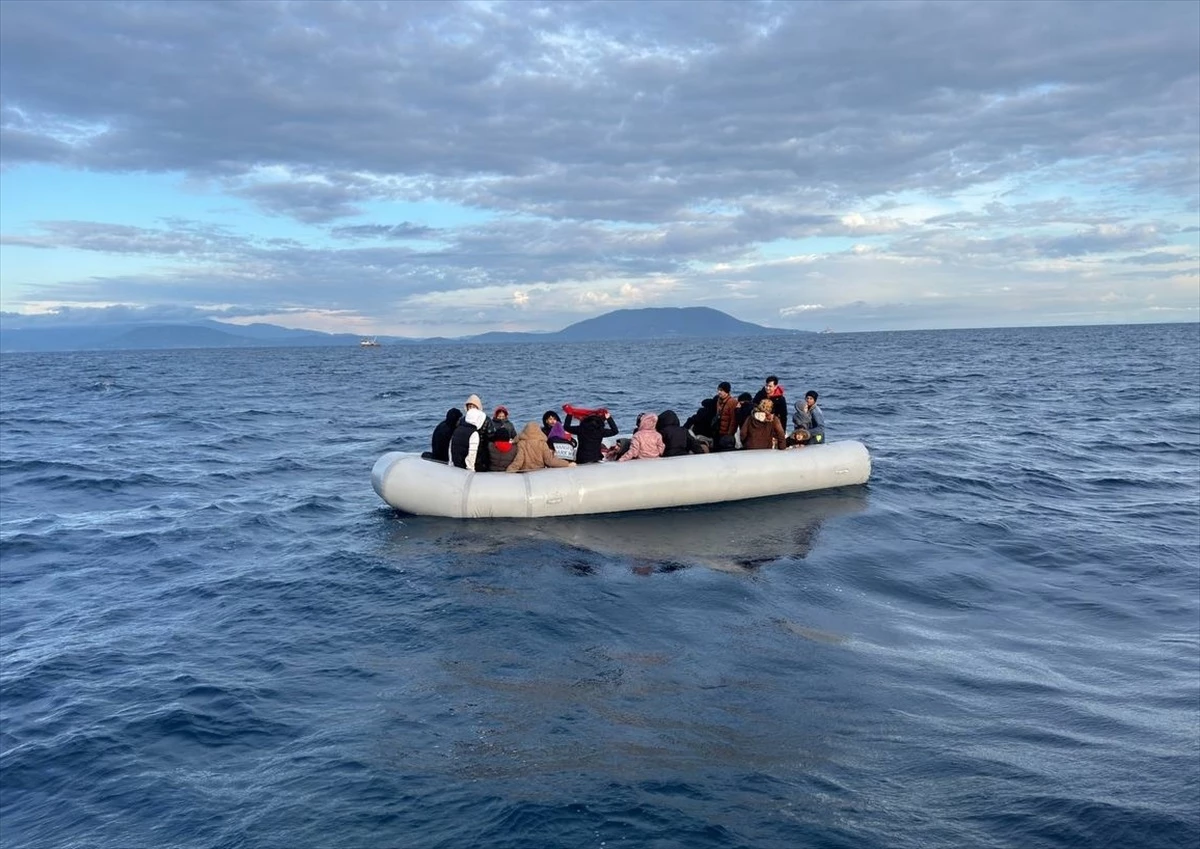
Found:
0,0 -> 1197,332
330,222 -> 439,240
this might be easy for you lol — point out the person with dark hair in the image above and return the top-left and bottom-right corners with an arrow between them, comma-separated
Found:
684,397 -> 718,442
713,381 -> 738,451
734,392 -> 754,431
428,407 -> 463,462
793,390 -> 826,445
565,408 -> 619,464
752,376 -> 780,407
541,410 -> 562,435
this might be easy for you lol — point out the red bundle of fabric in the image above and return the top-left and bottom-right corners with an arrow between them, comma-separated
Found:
563,403 -> 608,418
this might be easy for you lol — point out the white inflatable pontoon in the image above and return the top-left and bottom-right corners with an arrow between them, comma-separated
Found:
372,441 -> 871,518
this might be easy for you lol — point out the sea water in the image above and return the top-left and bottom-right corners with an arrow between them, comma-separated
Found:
1,324 -> 1197,849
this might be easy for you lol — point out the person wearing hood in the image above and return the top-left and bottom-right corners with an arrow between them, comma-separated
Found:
546,419 -> 578,461
450,407 -> 490,471
792,390 -> 826,445
491,405 -> 517,441
740,398 -> 786,450
684,397 -> 718,441
464,393 -> 492,441
656,410 -> 704,457
564,409 -> 619,464
428,407 -> 462,462
506,421 -> 576,473
619,412 -> 665,461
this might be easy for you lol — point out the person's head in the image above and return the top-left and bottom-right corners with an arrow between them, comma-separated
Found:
756,398 -> 774,415
717,381 -> 732,398
764,375 -> 779,391
465,394 -> 483,412
445,407 -> 463,425
737,392 -> 752,404
493,405 -> 509,422
542,410 -> 560,429
805,390 -> 819,407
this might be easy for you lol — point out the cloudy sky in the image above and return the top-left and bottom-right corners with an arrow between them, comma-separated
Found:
1,0 -> 1197,336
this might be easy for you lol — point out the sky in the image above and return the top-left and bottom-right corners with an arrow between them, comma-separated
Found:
1,0 -> 1197,337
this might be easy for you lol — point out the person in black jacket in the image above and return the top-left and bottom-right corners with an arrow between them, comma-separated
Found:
684,397 -> 718,440
656,410 -> 705,457
427,407 -> 463,462
734,392 -> 754,431
565,410 -> 618,464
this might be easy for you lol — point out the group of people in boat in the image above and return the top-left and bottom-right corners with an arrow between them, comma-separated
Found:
425,375 -> 826,473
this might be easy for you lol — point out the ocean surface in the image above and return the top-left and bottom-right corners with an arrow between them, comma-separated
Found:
1,323 -> 1197,849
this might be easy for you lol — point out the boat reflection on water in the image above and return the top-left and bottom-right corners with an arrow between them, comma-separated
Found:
380,486 -> 869,572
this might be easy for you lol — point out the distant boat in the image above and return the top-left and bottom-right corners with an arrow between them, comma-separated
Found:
820,327 -> 834,334
360,337 -> 381,347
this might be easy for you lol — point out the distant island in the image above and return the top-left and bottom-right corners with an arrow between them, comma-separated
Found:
0,306 -> 811,353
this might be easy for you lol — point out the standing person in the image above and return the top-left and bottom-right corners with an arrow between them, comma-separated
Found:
752,376 -> 780,407
713,381 -> 738,451
793,390 -> 826,444
740,398 -> 786,450
428,407 -> 462,462
752,375 -> 788,420
564,408 -> 619,464
450,407 -> 490,471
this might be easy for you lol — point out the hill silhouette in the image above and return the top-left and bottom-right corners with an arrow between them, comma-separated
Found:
0,307 -> 805,352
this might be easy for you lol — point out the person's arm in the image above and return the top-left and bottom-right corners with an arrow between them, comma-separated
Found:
739,416 -> 750,444
811,406 -> 825,429
603,415 -> 618,437
773,418 -> 786,448
466,432 -> 479,468
563,413 -> 580,435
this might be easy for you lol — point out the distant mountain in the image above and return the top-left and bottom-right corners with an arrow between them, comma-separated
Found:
556,307 -> 789,341
0,307 -> 805,352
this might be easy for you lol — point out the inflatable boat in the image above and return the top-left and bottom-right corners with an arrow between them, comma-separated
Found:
372,440 -> 871,519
